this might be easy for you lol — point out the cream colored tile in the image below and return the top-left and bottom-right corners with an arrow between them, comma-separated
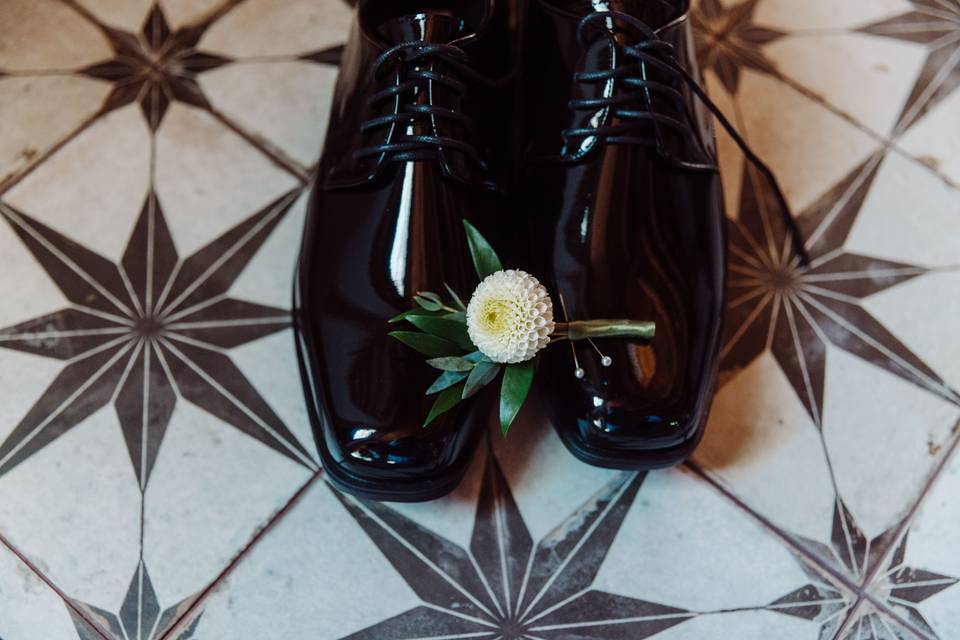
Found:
159,0 -> 223,29
0,350 -> 64,472
74,0 -> 153,31
696,352 -> 836,543
652,612 -> 822,640
228,190 -> 307,309
143,401 -> 312,605
154,103 -> 300,257
229,330 -> 318,463
0,0 -> 112,71
757,0 -> 912,32
489,401 -> 623,542
0,406 -> 142,612
736,69 -> 882,213
767,33 -> 927,136
4,104 -> 151,264
824,348 -> 960,539
865,270 -> 960,392
199,0 -> 352,58
0,76 -> 110,187
0,544 -> 87,640
892,452 -> 960,638
899,90 -> 960,187
847,153 -> 960,268
165,481 -> 420,640
1,0 -> 957,638
200,61 -> 338,167
0,211 -> 67,328
171,439 -> 844,640
597,468 -> 826,613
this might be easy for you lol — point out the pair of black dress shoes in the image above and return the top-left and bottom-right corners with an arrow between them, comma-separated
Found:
293,0 -> 731,502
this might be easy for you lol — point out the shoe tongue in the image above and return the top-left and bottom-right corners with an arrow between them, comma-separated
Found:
553,0 -> 677,29
378,12 -> 469,45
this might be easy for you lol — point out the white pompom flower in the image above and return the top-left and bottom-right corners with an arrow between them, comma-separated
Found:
466,270 -> 555,364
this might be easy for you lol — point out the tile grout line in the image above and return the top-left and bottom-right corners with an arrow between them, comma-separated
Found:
830,593 -> 866,640
158,469 -> 324,640
831,593 -> 931,640
766,9 -> 960,191
860,418 -> 960,587
24,0 -> 314,193
844,597 -> 930,640
684,461 -> 865,594
687,415 -> 960,640
845,418 -> 960,640
0,531 -> 113,640
774,72 -> 959,191
0,109 -> 103,198
1,4 -> 954,638
204,106 -> 312,184
703,7 -> 960,194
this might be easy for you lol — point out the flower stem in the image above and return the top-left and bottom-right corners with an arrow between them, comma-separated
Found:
554,320 -> 655,343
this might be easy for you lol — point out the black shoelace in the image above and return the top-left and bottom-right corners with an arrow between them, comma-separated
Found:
565,11 -> 809,264
353,41 -> 492,175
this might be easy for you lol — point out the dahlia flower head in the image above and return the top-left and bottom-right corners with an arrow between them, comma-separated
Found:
466,269 -> 555,364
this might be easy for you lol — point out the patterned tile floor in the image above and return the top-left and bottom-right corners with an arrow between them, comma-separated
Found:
0,0 -> 957,638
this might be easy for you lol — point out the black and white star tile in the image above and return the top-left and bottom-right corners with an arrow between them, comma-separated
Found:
0,0 -> 959,639
164,424 -> 863,640
0,0 -> 345,637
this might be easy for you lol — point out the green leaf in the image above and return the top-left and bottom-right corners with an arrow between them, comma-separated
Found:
407,315 -> 474,351
463,360 -> 501,399
388,331 -> 461,357
414,295 -> 443,311
389,308 -> 440,324
463,220 -> 503,279
445,311 -> 467,323
426,370 -> 470,395
417,291 -> 443,304
464,351 -> 485,363
499,360 -> 535,437
424,383 -> 464,427
426,356 -> 475,372
444,283 -> 467,311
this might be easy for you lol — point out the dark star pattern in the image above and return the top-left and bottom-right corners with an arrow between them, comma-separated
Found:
0,0 -> 958,638
66,561 -> 203,640
797,497 -> 900,585
765,564 -> 851,638
0,187 -> 316,489
74,2 -> 233,131
336,458 -> 696,640
691,0 -> 785,93
334,447 -> 873,640
837,605 -> 924,640
866,529 -> 958,639
791,498 -> 959,639
719,152 -> 960,428
860,0 -> 960,135
59,0 -> 344,181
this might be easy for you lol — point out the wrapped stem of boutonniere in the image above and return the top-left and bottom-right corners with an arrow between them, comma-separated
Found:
389,221 -> 656,436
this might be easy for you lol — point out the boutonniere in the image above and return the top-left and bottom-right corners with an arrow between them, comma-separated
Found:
389,221 -> 655,436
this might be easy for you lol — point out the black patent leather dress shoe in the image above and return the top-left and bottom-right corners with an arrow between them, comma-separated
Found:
293,0 -> 520,501
520,0 -> 730,469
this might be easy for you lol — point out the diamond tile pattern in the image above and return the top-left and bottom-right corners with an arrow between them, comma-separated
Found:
0,1 -> 957,639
